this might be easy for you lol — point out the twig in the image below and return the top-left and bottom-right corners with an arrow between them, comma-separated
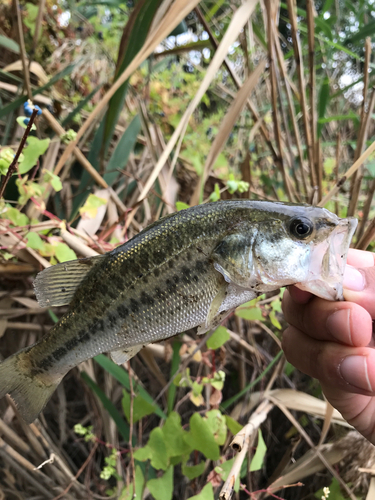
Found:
356,216 -> 375,251
318,138 -> 375,207
15,0 -> 32,100
334,132 -> 341,215
0,108 -> 38,198
127,361 -> 136,499
356,177 -> 375,242
230,399 -> 273,452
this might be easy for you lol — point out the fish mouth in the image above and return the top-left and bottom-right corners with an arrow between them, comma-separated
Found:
295,217 -> 358,301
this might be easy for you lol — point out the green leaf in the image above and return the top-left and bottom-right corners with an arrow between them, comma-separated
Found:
134,427 -> 168,470
205,410 -> 227,445
216,458 -> 241,493
146,466 -> 173,500
162,412 -> 191,458
206,326 -> 230,350
18,137 -> 50,174
120,465 -> 145,500
54,243 -> 77,263
317,77 -> 330,138
104,114 -> 141,186
186,482 -> 214,500
269,310 -> 282,330
43,171 -> 62,192
345,19 -> 375,44
122,390 -> 155,423
79,193 -> 107,219
0,35 -> 19,53
61,85 -> 102,128
81,372 -> 129,442
94,354 -> 166,419
175,201 -> 190,211
26,232 -> 44,250
250,429 -> 267,471
16,116 -> 36,131
4,207 -> 29,226
225,416 -> 243,436
185,413 -> 220,461
235,307 -> 263,321
182,462 -> 205,480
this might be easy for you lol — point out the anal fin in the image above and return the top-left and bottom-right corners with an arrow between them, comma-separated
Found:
110,346 -> 143,365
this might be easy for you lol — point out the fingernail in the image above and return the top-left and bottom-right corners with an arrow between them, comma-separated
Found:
326,309 -> 352,344
343,266 -> 365,291
340,355 -> 372,392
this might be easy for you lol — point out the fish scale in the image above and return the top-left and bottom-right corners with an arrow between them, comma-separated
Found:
0,200 -> 357,422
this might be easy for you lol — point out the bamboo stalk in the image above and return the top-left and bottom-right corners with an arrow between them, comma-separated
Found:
286,0 -> 316,188
356,178 -> 375,242
334,132 -> 341,215
15,0 -> 32,100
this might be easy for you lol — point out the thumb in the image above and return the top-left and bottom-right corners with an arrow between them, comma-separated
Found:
343,265 -> 375,318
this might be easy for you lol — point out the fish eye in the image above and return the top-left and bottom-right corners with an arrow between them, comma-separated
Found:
289,217 -> 314,239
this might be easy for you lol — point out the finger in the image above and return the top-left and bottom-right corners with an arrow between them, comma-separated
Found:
343,265 -> 375,318
347,248 -> 375,268
287,286 -> 312,304
282,290 -> 372,346
320,384 -> 375,445
282,326 -> 375,396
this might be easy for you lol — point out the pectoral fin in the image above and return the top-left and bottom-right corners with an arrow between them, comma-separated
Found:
110,346 -> 143,364
34,255 -> 106,307
197,282 -> 229,335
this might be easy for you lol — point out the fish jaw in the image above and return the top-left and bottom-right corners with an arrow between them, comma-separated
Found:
295,216 -> 358,301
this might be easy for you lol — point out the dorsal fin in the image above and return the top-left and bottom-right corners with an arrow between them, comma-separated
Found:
33,255 -> 105,307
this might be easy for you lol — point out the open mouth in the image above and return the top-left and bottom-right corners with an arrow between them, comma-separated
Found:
296,217 -> 358,301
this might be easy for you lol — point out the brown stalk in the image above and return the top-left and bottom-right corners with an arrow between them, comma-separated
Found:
347,87 -> 375,217
356,216 -> 375,251
14,0 -> 32,99
286,0 -> 316,188
356,177 -> 375,242
29,0 -> 46,66
0,108 -> 38,199
348,37 -> 371,216
318,136 -> 375,207
265,0 -> 293,201
127,361 -> 136,499
306,0 -> 319,199
275,34 -> 308,196
194,6 -> 278,162
334,132 -> 341,215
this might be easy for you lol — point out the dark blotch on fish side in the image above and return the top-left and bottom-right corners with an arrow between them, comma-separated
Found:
130,299 -> 139,313
65,337 -> 80,350
168,260 -> 174,269
154,268 -> 160,277
39,355 -> 54,370
141,292 -> 154,306
52,346 -> 68,361
117,304 -> 129,318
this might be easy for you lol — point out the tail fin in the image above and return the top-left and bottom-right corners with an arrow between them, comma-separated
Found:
0,351 -> 62,423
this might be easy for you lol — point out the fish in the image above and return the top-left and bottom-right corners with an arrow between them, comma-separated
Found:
0,200 -> 357,423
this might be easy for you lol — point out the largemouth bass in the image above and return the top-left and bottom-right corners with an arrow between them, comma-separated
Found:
0,201 -> 357,422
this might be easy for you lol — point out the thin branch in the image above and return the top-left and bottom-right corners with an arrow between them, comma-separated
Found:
15,0 -> 32,99
0,108 -> 38,199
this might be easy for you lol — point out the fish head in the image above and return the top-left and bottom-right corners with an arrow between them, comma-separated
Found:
251,204 -> 357,301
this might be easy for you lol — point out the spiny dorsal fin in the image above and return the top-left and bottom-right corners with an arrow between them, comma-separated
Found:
34,255 -> 105,307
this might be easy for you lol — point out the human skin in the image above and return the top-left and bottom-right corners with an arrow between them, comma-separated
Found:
282,248 -> 375,445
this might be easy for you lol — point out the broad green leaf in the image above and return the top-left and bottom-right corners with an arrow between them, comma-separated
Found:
182,462 -> 205,480
235,307 -> 263,321
205,410 -> 227,445
269,311 -> 282,330
4,207 -> 29,226
104,114 -> 141,186
18,137 -> 50,174
120,465 -> 145,500
134,427 -> 168,470
94,354 -> 166,419
81,372 -> 129,442
79,193 -> 107,219
225,416 -> 243,435
250,430 -> 267,471
26,232 -> 44,250
162,412 -> 192,457
147,466 -> 173,500
175,201 -> 190,211
43,171 -> 62,192
0,35 -> 19,53
54,243 -> 77,263
185,413 -> 220,461
122,390 -> 155,423
206,326 -> 230,349
187,482 -> 214,500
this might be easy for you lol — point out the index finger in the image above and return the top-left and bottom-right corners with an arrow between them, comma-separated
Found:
347,249 -> 375,268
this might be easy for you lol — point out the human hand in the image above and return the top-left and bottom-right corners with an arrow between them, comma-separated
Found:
282,248 -> 375,445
